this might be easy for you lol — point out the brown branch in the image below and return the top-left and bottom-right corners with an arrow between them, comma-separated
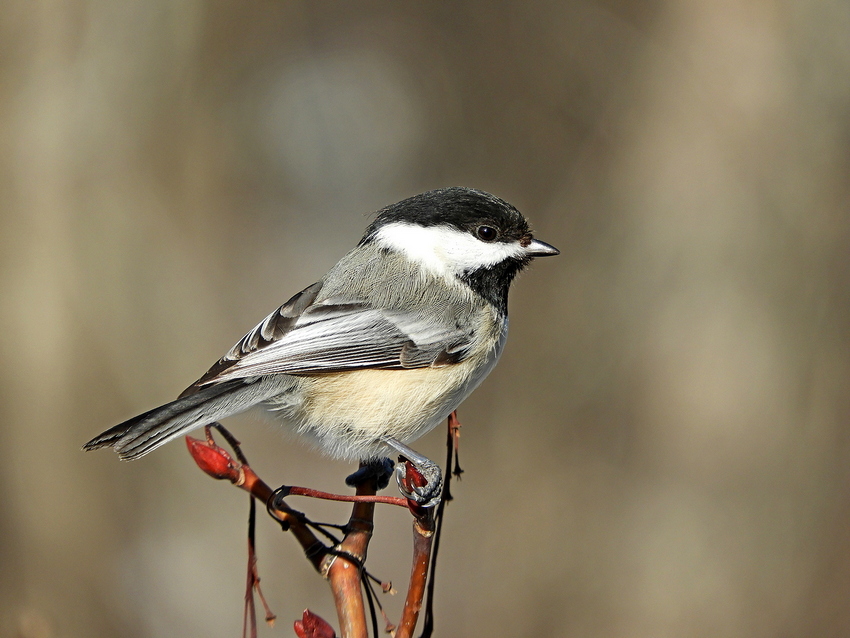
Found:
186,432 -> 376,637
281,485 -> 408,508
322,469 -> 379,638
395,515 -> 435,638
186,425 -> 450,638
449,410 -> 464,479
393,462 -> 437,638
185,434 -> 328,571
417,411 -> 461,638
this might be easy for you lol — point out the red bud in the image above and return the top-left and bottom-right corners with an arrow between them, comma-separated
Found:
293,609 -> 336,638
402,461 -> 427,490
399,461 -> 430,516
185,436 -> 239,480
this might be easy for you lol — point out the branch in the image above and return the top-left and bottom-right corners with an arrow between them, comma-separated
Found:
394,461 -> 436,638
185,423 -> 449,638
186,434 -> 328,571
322,471 -> 378,638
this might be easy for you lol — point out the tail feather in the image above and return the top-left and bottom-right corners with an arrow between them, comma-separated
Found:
83,379 -> 267,460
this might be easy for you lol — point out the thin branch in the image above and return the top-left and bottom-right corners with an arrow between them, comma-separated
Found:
185,432 -> 329,572
417,413 -> 459,637
279,484 -> 408,507
449,411 -> 464,479
393,462 -> 437,638
323,467 -> 378,638
186,424 -> 452,638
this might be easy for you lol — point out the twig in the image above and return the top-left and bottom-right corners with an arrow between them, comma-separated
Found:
278,484 -> 408,507
185,432 -> 328,571
449,410 -> 464,480
244,496 -> 276,638
186,423 -> 453,638
394,462 -> 436,638
323,465 -> 378,638
418,415 -> 458,637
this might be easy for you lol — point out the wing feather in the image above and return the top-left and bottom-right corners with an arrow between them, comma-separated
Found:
188,281 -> 473,388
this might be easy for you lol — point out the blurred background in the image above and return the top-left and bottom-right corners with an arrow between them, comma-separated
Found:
2,1 -> 850,636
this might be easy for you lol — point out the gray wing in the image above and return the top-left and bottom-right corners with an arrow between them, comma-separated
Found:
188,281 -> 473,388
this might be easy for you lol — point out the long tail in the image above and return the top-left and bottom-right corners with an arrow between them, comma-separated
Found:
83,379 -> 274,460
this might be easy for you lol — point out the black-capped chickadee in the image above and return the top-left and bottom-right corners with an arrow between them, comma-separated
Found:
84,187 -> 559,504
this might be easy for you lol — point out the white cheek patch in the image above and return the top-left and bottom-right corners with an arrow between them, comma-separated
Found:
373,222 -> 526,278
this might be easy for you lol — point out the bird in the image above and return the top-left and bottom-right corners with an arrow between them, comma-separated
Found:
84,187 -> 559,505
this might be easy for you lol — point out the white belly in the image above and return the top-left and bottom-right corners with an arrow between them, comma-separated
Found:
270,318 -> 507,460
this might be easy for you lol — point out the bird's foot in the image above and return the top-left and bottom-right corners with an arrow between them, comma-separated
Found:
345,457 -> 395,490
381,436 -> 442,508
395,457 -> 442,508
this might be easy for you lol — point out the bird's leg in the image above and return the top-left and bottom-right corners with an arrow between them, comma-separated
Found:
345,457 -> 395,490
380,436 -> 443,508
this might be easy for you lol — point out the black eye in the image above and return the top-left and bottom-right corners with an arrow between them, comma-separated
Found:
476,225 -> 498,242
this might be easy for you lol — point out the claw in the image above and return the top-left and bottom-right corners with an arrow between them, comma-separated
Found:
381,435 -> 443,507
393,457 -> 442,508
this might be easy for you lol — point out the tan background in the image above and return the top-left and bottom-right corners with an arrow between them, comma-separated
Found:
3,2 -> 850,637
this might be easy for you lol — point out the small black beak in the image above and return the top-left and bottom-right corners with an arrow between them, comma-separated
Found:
524,238 -> 560,257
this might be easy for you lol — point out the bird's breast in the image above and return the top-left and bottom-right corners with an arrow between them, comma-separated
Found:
298,363 -> 476,442
271,313 -> 507,459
